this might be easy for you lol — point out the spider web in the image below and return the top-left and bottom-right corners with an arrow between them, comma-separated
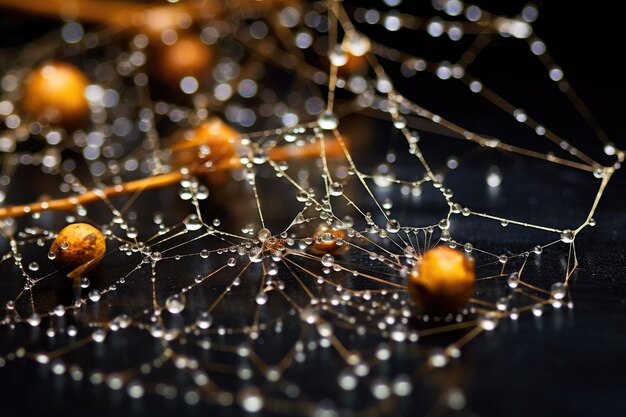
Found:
0,1 -> 621,415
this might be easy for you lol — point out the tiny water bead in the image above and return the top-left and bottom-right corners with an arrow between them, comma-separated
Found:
408,246 -> 476,312
49,223 -> 106,279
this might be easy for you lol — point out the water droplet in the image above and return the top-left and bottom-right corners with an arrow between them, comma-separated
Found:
321,253 -> 334,267
479,313 -> 498,330
560,229 -> 574,243
255,291 -> 268,305
299,307 -> 318,324
238,387 -> 264,413
533,245 -> 543,254
345,32 -> 371,56
248,247 -> 263,263
438,218 -> 450,230
196,312 -> 213,329
317,111 -> 338,130
80,277 -> 90,288
486,166 -> 502,187
183,214 -> 203,231
28,262 -> 39,271
507,273 -> 519,288
48,251 -> 57,260
532,303 -> 543,317
498,255 -> 508,264
165,293 -> 186,314
386,219 -> 400,233
329,46 -> 348,66
258,228 -> 271,242
27,313 -> 41,326
550,282 -> 566,300
316,321 -> 333,337
88,290 -> 101,302
338,369 -> 357,390
296,190 -> 309,202
92,328 -> 107,342
329,182 -> 343,196
54,304 -> 65,317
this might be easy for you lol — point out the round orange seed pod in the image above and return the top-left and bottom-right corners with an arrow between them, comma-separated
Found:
338,53 -> 368,77
22,61 -> 90,129
408,246 -> 475,313
150,35 -> 212,87
49,223 -> 106,279
311,224 -> 347,254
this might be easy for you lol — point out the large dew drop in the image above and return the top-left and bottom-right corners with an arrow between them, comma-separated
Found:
165,293 -> 186,314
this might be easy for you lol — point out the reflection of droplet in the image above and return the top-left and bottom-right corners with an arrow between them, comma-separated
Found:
486,165 -> 502,187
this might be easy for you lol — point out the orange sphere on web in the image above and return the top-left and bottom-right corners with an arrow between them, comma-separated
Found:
49,223 -> 106,279
408,246 -> 476,313
150,35 -> 213,87
311,224 -> 347,254
22,61 -> 90,128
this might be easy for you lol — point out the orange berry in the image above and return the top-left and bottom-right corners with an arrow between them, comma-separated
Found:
338,53 -> 368,77
22,61 -> 89,128
408,246 -> 475,313
311,224 -> 347,254
49,223 -> 106,279
150,35 -> 212,87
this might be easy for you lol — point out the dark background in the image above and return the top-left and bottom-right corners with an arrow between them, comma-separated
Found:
0,1 -> 625,417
